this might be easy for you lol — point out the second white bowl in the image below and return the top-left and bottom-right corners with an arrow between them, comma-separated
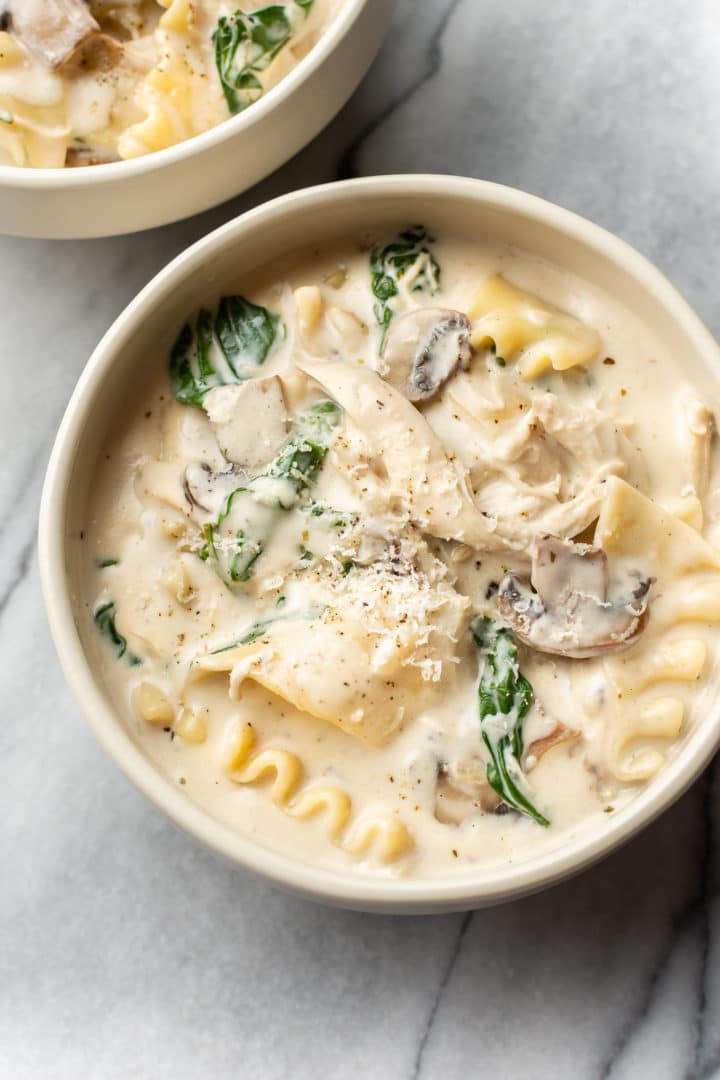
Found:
0,0 -> 391,239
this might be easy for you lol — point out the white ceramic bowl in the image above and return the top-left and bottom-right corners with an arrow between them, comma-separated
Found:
0,0 -> 391,239
39,175 -> 720,912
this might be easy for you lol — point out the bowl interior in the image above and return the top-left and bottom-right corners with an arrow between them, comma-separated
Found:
44,177 -> 720,911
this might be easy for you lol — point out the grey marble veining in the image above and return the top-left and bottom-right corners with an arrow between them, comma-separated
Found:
2,1 -> 720,1077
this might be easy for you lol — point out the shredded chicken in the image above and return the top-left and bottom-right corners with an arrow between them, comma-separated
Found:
424,369 -> 645,547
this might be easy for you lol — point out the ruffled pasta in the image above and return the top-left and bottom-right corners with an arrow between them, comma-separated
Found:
117,5 -> 227,160
221,719 -> 413,862
190,532 -> 470,743
597,478 -> 720,782
0,33 -> 69,167
342,814 -> 414,862
288,785 -> 351,840
468,274 -> 601,379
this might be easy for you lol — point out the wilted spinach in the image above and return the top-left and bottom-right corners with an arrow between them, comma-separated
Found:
94,600 -> 141,666
169,295 -> 282,407
370,225 -> 440,347
204,398 -> 342,585
471,615 -> 549,827
213,2 -> 313,115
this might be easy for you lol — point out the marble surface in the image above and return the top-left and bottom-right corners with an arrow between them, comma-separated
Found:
2,1 -> 720,1076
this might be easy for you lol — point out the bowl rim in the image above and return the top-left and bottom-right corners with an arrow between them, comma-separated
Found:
0,0 -> 367,189
39,174 -> 720,910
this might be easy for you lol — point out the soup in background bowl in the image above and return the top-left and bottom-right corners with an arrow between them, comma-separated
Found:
0,0 -> 391,237
0,0 -> 345,168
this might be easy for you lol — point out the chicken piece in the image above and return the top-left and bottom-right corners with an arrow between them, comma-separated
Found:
298,358 -> 510,551
681,397 -> 714,499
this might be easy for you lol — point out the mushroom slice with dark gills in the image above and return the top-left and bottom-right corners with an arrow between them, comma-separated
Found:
434,761 -> 502,825
2,0 -> 110,68
499,534 -> 652,659
378,307 -> 472,402
434,724 -> 577,825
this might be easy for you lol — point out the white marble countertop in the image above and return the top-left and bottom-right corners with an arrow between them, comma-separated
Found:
3,1 -> 720,1077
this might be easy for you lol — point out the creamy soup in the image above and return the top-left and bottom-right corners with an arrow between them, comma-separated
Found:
0,0 -> 342,167
83,228 -> 720,878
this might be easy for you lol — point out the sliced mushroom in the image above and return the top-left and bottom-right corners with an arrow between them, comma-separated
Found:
524,723 -> 578,767
379,307 -> 471,402
434,761 -> 501,825
203,377 -> 290,472
498,534 -> 652,659
63,29 -> 121,72
1,0 -> 113,68
435,725 -> 577,825
183,462 -> 247,519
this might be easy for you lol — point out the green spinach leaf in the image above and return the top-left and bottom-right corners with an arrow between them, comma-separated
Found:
471,615 -> 549,827
370,225 -> 440,347
205,398 -> 342,585
213,2 -> 313,115
264,398 -> 341,497
169,295 -> 282,407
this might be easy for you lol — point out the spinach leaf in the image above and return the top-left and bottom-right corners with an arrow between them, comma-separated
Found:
264,399 -> 342,497
215,295 -> 280,376
471,615 -> 549,827
303,500 -> 358,529
169,295 -> 282,407
94,600 -> 141,666
205,398 -> 342,586
370,225 -> 440,347
213,2 -> 313,115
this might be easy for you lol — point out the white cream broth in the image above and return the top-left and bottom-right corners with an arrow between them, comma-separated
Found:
82,231 -> 720,878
